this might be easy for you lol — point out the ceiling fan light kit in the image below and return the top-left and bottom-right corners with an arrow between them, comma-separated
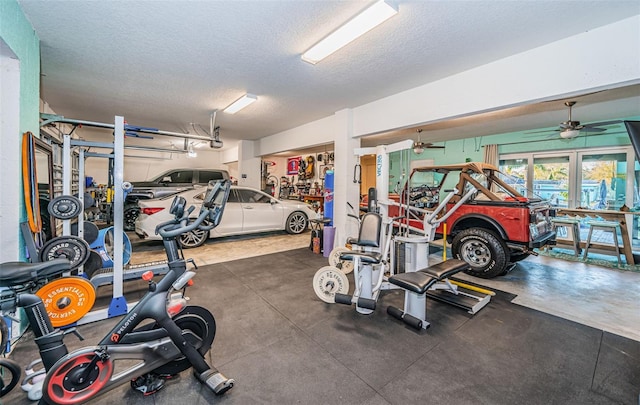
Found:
526,101 -> 620,140
560,129 -> 580,139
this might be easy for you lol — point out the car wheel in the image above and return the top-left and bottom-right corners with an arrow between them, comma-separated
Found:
451,228 -> 508,279
178,220 -> 209,249
285,212 -> 308,234
123,204 -> 140,232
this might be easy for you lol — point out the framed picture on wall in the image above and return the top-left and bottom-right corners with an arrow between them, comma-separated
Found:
319,165 -> 332,180
287,157 -> 301,175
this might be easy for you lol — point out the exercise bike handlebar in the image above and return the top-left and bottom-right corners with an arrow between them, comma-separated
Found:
157,208 -> 210,239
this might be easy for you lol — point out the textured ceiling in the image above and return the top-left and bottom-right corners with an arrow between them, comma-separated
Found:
17,0 -> 640,151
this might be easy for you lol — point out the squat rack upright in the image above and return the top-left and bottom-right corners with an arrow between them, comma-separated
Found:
39,113 -> 220,324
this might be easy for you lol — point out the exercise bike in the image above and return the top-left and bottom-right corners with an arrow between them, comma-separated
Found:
0,179 -> 234,404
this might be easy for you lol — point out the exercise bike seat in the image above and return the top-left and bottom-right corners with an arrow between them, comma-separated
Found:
0,258 -> 70,287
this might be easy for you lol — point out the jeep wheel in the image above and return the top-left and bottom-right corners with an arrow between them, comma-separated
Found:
285,212 -> 308,234
451,228 -> 508,279
178,220 -> 209,249
123,204 -> 140,232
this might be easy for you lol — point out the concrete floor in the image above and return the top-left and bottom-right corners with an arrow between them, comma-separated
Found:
129,231 -> 640,343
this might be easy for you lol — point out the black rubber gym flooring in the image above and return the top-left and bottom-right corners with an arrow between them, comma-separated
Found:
3,248 -> 639,404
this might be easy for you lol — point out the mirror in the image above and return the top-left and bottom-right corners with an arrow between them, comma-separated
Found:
35,138 -> 54,239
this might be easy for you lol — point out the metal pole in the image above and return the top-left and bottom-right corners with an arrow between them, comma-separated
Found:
41,114 -> 213,142
62,134 -> 71,236
112,116 -> 125,299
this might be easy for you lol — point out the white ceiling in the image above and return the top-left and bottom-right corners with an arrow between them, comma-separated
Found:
17,0 -> 640,152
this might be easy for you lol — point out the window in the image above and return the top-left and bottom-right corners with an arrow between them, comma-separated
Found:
226,190 -> 241,203
237,189 -> 272,204
167,170 -> 193,183
500,146 -> 639,247
199,170 -> 225,183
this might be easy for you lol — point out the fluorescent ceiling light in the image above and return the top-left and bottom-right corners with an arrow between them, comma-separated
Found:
301,0 -> 398,64
223,93 -> 257,114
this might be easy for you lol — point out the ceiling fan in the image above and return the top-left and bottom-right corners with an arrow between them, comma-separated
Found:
529,101 -> 620,139
413,129 -> 445,154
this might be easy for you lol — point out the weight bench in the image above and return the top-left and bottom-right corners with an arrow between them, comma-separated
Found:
387,259 -> 470,330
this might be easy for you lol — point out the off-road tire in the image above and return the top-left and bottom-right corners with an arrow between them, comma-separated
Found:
451,228 -> 508,279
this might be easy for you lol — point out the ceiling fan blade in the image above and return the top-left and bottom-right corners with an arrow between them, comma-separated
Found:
581,127 -> 609,133
525,128 -> 560,134
426,145 -> 446,149
583,120 -> 621,128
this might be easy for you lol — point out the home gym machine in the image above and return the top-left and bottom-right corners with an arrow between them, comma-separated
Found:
0,180 -> 234,403
39,114 -> 221,324
313,140 -> 492,329
312,140 -> 413,308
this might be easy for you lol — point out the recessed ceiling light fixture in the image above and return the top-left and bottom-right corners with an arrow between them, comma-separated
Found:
223,93 -> 257,114
301,0 -> 398,65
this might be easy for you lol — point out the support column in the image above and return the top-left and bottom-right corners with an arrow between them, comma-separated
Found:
237,140 -> 261,190
332,109 -> 361,247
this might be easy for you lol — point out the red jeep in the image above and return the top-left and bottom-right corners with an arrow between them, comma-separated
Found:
398,162 -> 556,278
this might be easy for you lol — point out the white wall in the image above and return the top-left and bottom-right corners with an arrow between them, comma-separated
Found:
352,15 -> 640,137
84,149 -> 228,184
257,114 -> 337,156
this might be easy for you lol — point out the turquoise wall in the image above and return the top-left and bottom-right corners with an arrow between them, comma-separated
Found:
389,114 -> 640,189
1,0 -> 41,259
1,0 -> 40,134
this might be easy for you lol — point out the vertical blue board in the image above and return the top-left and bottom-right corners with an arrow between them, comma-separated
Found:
324,170 -> 334,226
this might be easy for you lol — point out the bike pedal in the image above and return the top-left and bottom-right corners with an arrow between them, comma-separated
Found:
130,373 -> 166,396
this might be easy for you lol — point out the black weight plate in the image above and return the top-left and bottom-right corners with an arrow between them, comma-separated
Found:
39,236 -> 90,271
71,222 -> 100,245
48,195 -> 82,220
83,250 -> 104,279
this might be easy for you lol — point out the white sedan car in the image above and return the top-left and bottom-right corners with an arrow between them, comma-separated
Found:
134,185 -> 317,248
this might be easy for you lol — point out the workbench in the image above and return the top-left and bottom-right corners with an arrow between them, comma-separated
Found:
556,208 -> 639,265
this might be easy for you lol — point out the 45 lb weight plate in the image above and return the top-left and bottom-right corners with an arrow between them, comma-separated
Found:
327,247 -> 354,275
313,266 -> 349,303
39,236 -> 90,271
48,195 -> 82,220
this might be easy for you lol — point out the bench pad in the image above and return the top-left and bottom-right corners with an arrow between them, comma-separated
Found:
419,259 -> 469,279
340,251 -> 382,264
388,259 -> 469,294
388,271 -> 435,294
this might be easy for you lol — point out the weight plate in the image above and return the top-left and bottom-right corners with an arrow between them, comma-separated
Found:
328,247 -> 354,275
39,236 -> 90,271
36,276 -> 96,327
70,221 -> 100,245
313,266 -> 349,304
83,250 -> 104,279
48,195 -> 82,220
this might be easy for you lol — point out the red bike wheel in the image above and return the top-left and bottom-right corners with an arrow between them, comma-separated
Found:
44,352 -> 113,404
